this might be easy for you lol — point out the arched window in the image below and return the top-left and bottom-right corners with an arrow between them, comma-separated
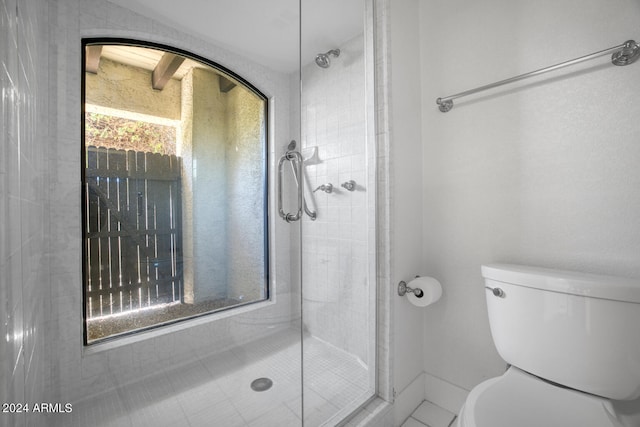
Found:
82,39 -> 268,344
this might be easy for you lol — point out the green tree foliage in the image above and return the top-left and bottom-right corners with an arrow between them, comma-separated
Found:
85,112 -> 177,155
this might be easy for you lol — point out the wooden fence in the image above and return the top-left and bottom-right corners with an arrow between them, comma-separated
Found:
84,146 -> 183,319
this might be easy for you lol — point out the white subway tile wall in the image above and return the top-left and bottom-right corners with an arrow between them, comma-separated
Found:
301,32 -> 371,368
1,0 -> 51,426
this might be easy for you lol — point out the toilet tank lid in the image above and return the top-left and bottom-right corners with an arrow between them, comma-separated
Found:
481,264 -> 640,304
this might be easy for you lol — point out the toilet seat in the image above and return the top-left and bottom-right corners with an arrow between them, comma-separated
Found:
457,367 -> 625,427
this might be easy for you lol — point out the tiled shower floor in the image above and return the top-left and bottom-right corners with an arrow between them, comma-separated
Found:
51,329 -> 370,427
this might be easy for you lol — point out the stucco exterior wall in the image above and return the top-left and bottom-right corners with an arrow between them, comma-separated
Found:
225,87 -> 266,302
85,57 -> 181,120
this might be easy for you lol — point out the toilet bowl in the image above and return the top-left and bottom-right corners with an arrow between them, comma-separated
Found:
457,264 -> 640,427
456,367 -> 633,427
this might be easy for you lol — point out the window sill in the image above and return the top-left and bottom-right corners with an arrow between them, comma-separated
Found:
82,297 -> 278,355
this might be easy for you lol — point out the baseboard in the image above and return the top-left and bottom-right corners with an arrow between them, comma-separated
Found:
423,372 -> 469,415
393,372 -> 426,426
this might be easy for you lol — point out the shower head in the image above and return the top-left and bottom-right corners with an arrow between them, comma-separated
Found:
287,140 -> 297,151
315,49 -> 340,68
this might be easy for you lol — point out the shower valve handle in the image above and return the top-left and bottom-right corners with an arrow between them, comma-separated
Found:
313,183 -> 333,194
341,180 -> 356,191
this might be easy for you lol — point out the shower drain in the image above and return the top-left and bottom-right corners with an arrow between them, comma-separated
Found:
250,377 -> 273,392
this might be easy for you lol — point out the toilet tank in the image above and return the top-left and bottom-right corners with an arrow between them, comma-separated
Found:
482,263 -> 640,401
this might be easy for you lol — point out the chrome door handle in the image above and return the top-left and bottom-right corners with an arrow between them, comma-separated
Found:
278,150 -> 304,222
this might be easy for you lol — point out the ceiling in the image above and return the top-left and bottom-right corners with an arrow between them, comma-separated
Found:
105,0 -> 364,73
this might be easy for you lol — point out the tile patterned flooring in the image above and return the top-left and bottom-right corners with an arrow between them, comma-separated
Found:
50,329 -> 371,427
402,401 -> 457,427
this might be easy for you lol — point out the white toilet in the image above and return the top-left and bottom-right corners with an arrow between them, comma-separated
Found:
457,264 -> 640,427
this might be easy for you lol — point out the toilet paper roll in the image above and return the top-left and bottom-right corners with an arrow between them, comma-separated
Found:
406,276 -> 442,307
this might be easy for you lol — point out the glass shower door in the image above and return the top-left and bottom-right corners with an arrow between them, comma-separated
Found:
299,0 -> 377,424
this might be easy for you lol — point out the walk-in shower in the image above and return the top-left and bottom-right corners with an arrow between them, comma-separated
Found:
3,0 -> 379,426
315,49 -> 341,68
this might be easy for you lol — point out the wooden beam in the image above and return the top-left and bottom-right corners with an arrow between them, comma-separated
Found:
152,53 -> 185,90
85,45 -> 103,74
218,75 -> 237,93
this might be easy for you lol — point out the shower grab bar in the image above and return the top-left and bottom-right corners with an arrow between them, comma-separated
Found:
288,159 -> 317,220
436,39 -> 640,113
278,150 -> 305,222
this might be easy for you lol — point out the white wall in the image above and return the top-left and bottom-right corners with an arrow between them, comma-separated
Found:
419,0 -> 640,395
388,0 -> 428,423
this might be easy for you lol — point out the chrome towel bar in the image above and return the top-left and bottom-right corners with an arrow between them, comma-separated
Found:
436,39 -> 640,113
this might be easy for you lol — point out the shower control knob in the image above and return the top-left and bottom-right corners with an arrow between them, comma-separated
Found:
341,180 -> 356,191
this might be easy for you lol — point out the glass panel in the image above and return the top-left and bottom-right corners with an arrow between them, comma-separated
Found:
82,42 -> 269,343
301,0 -> 377,424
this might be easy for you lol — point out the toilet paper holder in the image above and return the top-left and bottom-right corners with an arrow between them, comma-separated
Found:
398,277 -> 424,298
